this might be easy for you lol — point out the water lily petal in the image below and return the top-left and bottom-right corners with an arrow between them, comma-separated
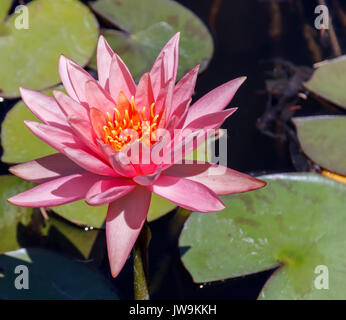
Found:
24,120 -> 84,154
20,88 -> 68,129
106,186 -> 151,277
90,108 -> 107,140
183,77 -> 246,127
9,153 -> 84,184
109,152 -> 137,178
59,55 -> 78,101
172,64 -> 199,110
8,173 -> 100,207
85,80 -> 116,115
109,54 -> 136,101
135,73 -> 155,113
155,77 -> 175,116
164,163 -> 266,195
67,115 -> 101,156
150,33 -> 180,98
149,175 -> 225,212
97,35 -> 115,92
64,55 -> 96,105
53,90 -> 89,122
184,108 -> 237,130
133,166 -> 162,186
63,147 -> 116,177
86,178 -> 136,206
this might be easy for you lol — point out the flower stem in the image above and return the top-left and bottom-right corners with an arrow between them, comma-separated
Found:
149,207 -> 191,295
133,222 -> 151,300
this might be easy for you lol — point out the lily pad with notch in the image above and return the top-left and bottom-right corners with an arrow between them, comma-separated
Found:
179,173 -> 346,299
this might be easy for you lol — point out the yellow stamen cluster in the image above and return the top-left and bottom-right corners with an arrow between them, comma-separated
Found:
103,96 -> 162,151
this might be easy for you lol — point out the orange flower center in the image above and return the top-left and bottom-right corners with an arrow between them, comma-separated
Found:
102,92 -> 163,151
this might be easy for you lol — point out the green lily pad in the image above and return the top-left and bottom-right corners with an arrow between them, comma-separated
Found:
52,201 -> 107,228
1,88 -> 62,163
0,0 -> 98,98
0,175 -> 101,260
0,175 -> 34,254
42,214 -> 102,261
52,192 -> 176,227
0,0 -> 12,22
293,116 -> 346,176
0,248 -> 118,299
147,193 -> 176,222
304,56 -> 346,110
88,0 -> 213,80
179,173 -> 346,299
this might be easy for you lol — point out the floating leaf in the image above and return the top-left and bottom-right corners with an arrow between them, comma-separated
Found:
42,214 -> 102,261
0,248 -> 119,299
52,201 -> 107,228
147,193 -> 176,222
0,0 -> 12,22
0,175 -> 34,254
180,173 -> 346,299
52,193 -> 176,227
0,0 -> 98,98
304,56 -> 346,110
1,87 -> 62,163
89,0 -> 213,80
293,116 -> 346,176
0,175 -> 101,260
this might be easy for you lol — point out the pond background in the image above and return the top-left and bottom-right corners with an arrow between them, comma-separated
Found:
1,0 -> 345,299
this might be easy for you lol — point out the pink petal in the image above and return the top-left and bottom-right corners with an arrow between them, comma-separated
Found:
109,54 -> 136,101
172,64 -> 199,110
183,77 -> 246,127
166,129 -> 206,167
97,36 -> 115,92
133,166 -> 162,186
8,173 -> 100,207
173,99 -> 191,130
135,73 -> 155,113
97,139 -> 116,158
164,163 -> 267,195
96,140 -> 137,178
64,56 -> 96,105
85,80 -> 116,115
59,55 -> 78,101
106,187 -> 151,277
53,90 -> 89,122
184,108 -> 237,130
63,147 -> 116,177
24,120 -> 83,154
20,88 -> 68,129
109,152 -> 137,178
155,77 -> 175,116
9,153 -> 84,184
67,116 -> 101,156
90,108 -> 107,140
148,175 -> 225,212
150,33 -> 180,98
85,178 -> 136,206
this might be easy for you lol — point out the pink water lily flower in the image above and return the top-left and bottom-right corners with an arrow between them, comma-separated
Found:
8,33 -> 265,277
